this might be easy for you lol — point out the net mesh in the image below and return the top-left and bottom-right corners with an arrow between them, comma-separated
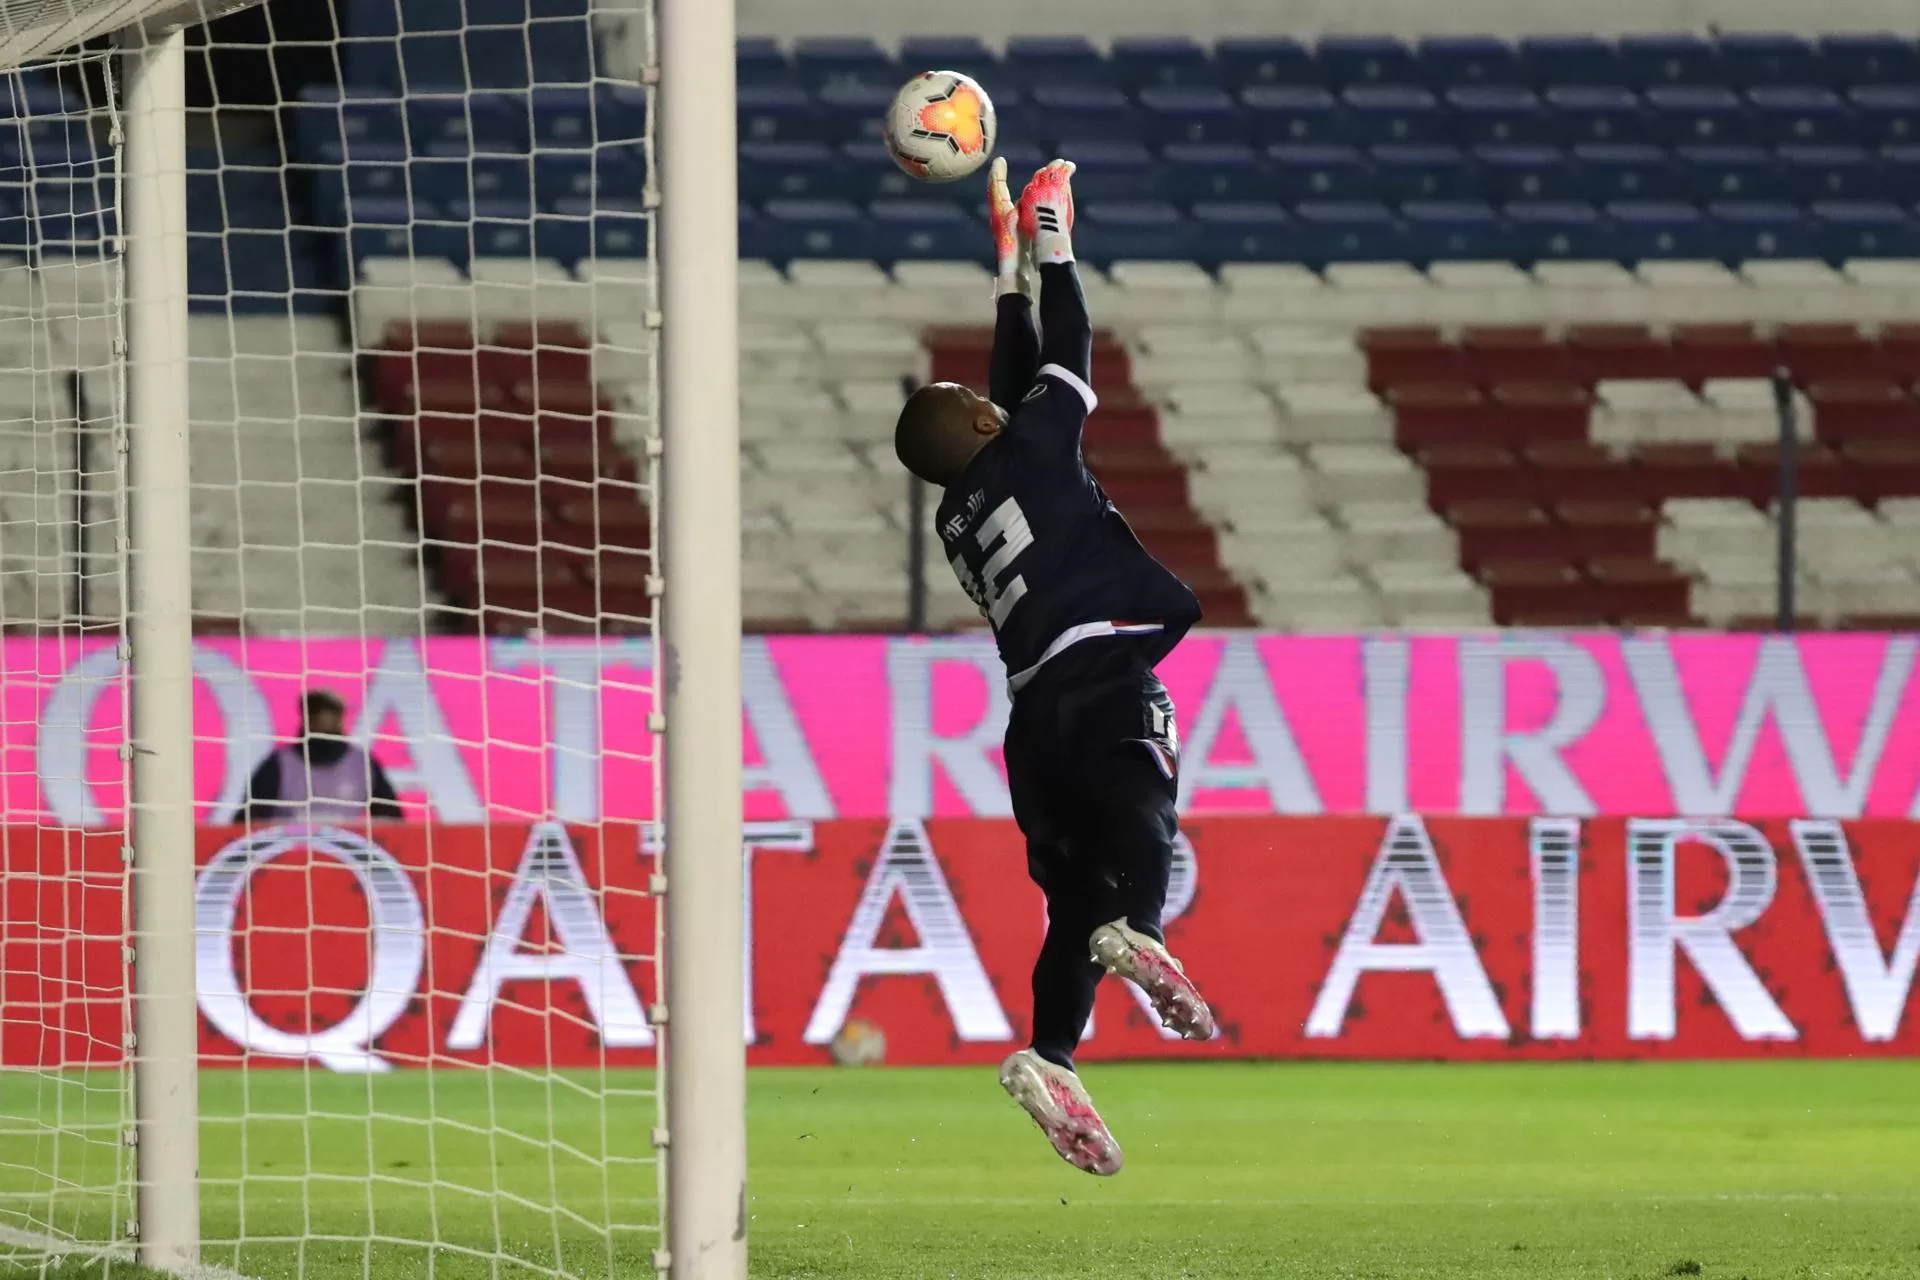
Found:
0,1 -> 666,1274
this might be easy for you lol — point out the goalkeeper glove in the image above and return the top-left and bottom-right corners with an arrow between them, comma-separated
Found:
988,156 -> 1032,300
1018,159 -> 1076,266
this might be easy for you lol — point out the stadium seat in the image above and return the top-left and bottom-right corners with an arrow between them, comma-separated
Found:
1618,34 -> 1721,87
1449,87 -> 1551,147
1161,143 -> 1264,201
1317,35 -> 1417,88
1816,34 -> 1920,87
1718,33 -> 1822,87
1241,86 -> 1342,144
1370,145 -> 1474,201
1343,86 -> 1446,146
1111,37 -> 1217,89
1004,36 -> 1111,89
791,36 -> 895,88
1416,36 -> 1520,87
1071,141 -> 1160,202
1214,37 -> 1317,89
1138,87 -> 1244,145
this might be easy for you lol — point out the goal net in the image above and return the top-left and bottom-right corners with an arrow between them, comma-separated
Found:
0,0 -> 719,1274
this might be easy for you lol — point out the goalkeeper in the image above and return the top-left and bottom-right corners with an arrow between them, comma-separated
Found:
892,158 -> 1214,1177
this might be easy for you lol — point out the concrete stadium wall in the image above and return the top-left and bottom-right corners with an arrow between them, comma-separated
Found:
736,0 -> 1918,42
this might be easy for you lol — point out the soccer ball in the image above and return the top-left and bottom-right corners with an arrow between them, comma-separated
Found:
829,1017 -> 888,1067
883,70 -> 996,183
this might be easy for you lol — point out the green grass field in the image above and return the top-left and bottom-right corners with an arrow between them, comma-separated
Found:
5,1060 -> 1919,1278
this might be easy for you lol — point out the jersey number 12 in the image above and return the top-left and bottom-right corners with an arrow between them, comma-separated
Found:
952,497 -> 1032,629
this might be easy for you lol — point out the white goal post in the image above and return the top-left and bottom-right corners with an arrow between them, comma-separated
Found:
0,0 -> 743,1277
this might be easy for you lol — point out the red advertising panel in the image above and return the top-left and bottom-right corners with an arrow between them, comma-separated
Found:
3,816 -> 1918,1070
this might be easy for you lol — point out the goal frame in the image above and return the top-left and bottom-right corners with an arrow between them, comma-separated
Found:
104,2 -> 747,1275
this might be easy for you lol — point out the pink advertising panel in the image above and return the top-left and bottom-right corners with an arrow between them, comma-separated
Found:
5,631 -> 1919,823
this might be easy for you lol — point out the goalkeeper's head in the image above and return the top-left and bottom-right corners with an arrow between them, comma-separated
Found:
893,382 -> 1006,486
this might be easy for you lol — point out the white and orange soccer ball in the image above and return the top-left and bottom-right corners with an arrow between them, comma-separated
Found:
883,70 -> 996,183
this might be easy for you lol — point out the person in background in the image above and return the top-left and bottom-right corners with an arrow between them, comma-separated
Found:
244,688 -> 403,823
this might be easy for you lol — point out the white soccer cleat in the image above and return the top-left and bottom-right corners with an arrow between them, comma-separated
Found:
998,1049 -> 1123,1176
1089,919 -> 1217,1041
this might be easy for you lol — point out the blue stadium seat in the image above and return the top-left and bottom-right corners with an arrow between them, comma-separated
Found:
1004,37 -> 1111,89
530,88 -> 593,148
36,180 -> 114,242
1369,144 -> 1474,201
472,155 -> 535,207
403,154 -> 470,210
1708,200 -> 1817,259
738,141 -> 845,202
1816,35 -> 1920,88
455,199 -> 536,258
293,88 -> 403,160
1848,88 -> 1920,144
1241,87 -> 1342,143
529,152 -> 589,207
465,28 -> 538,90
345,196 -> 423,260
1138,87 -> 1243,145
1079,201 -> 1199,261
869,199 -> 979,261
1516,37 -> 1621,88
738,85 -> 825,143
751,198 -> 868,261
24,121 -> 96,170
1607,200 -> 1716,260
1875,146 -> 1920,203
1777,144 -> 1876,200
1446,86 -> 1549,146
1543,86 -> 1646,146
531,199 -> 634,265
0,72 -> 72,117
1646,86 -> 1753,146
1069,141 -> 1160,202
1111,38 -> 1217,89
1401,200 -> 1504,262
1317,36 -> 1417,88
1191,202 -> 1292,261
1812,200 -> 1920,261
1474,145 -> 1581,202
1677,145 -> 1785,201
1716,34 -> 1820,87
1215,38 -> 1317,89
814,83 -> 892,142
792,37 -> 896,88
1161,143 -> 1264,201
1748,86 -> 1852,145
1343,86 -> 1445,145
1031,86 -> 1138,144
1415,37 -> 1519,87
315,144 -> 402,216
898,37 -> 999,86
1292,200 -> 1403,263
1572,143 -> 1681,202
594,86 -> 649,145
736,38 -> 793,87
1618,34 -> 1720,87
404,93 -> 527,154
1506,201 -> 1613,261
1265,144 -> 1375,202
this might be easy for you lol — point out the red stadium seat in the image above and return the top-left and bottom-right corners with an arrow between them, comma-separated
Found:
1556,501 -> 1658,560
1841,439 -> 1920,501
1777,323 -> 1882,383
1671,324 -> 1776,381
1588,556 -> 1691,618
1481,560 -> 1590,623
1488,381 -> 1592,443
1632,443 -> 1747,500
1361,327 -> 1458,389
1419,443 -> 1523,509
1808,380 -> 1920,442
1449,500 -> 1560,570
1735,441 -> 1853,499
1459,326 -> 1567,386
1523,440 -> 1649,504
1564,324 -> 1676,382
1388,382 -> 1485,448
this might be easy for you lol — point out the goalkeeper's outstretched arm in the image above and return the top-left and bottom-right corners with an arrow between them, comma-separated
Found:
1023,160 -> 1093,395
986,156 -> 1040,409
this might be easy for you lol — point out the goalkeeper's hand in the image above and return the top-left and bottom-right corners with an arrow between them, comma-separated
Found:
1018,158 -> 1076,266
988,156 -> 1032,300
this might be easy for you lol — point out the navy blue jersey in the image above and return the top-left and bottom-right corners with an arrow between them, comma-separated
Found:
935,364 -> 1201,690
